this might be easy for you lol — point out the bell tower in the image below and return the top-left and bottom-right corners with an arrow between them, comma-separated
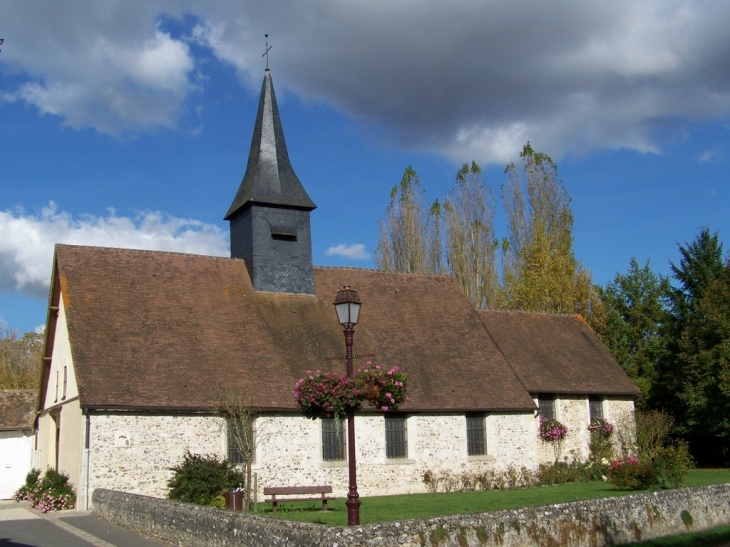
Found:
225,70 -> 317,294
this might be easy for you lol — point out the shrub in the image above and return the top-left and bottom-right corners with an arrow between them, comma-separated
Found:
14,468 -> 75,512
608,455 -> 658,490
653,440 -> 694,488
167,450 -> 244,506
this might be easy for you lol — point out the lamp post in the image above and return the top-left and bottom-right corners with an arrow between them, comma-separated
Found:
333,285 -> 362,526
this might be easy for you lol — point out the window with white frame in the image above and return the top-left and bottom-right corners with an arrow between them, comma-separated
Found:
385,415 -> 408,459
589,396 -> 604,421
322,418 -> 346,461
538,395 -> 555,420
466,415 -> 487,456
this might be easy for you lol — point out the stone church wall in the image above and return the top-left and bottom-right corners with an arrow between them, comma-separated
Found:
88,411 -> 540,499
537,396 -> 635,465
87,404 -> 630,501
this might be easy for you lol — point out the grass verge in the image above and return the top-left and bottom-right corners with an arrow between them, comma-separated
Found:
625,524 -> 730,546
256,469 -> 730,527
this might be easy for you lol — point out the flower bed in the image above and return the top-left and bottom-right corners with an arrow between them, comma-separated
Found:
14,468 -> 76,512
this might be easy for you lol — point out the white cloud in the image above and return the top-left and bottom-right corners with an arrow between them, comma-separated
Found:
0,203 -> 228,297
325,244 -> 369,261
2,1 -> 730,160
1,4 -> 196,134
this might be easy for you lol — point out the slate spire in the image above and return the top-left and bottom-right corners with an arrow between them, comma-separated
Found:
226,70 -> 316,295
225,70 -> 316,219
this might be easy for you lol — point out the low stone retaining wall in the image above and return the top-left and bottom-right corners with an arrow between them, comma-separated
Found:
92,484 -> 730,547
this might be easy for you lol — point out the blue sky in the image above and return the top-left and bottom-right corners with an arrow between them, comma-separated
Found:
1,1 -> 729,334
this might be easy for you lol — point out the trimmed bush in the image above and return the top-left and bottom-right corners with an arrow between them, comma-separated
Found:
167,450 -> 244,507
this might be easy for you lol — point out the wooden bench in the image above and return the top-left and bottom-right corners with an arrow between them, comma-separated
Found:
263,486 -> 335,513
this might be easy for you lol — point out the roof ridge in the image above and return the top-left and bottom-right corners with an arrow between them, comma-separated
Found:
56,244 -> 237,262
314,265 -> 455,279
478,308 -> 579,318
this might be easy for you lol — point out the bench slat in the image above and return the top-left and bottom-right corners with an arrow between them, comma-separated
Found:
264,486 -> 332,495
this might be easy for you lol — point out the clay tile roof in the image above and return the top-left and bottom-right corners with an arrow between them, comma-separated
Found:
0,390 -> 37,430
478,310 -> 640,396
53,244 -> 536,413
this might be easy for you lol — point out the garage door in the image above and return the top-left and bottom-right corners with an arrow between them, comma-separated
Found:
0,430 -> 32,499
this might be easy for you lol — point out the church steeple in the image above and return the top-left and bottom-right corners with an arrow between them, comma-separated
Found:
226,70 -> 316,295
225,70 -> 316,219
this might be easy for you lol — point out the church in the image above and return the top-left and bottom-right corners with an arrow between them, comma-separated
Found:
34,69 -> 639,510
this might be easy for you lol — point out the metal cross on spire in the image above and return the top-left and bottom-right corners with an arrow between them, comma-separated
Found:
262,31 -> 272,70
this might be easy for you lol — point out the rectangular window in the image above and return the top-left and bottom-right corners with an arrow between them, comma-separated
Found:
54,370 -> 59,403
385,415 -> 408,459
538,396 -> 555,420
322,418 -> 346,461
227,420 -> 255,464
589,397 -> 604,421
62,366 -> 68,400
466,415 -> 487,456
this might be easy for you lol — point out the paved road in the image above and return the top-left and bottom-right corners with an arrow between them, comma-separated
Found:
0,502 -> 168,547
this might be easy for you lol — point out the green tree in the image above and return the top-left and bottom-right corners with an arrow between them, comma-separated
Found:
598,258 -> 670,401
673,262 -> 730,458
375,166 -> 440,273
653,229 -> 726,414
0,329 -> 44,389
500,142 -> 596,317
668,228 -> 725,324
443,161 -> 499,308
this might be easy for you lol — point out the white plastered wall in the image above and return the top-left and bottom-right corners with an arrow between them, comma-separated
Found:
36,296 -> 84,500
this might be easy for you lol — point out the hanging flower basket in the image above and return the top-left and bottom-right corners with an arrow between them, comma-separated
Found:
355,363 -> 407,411
538,417 -> 568,443
587,417 -> 614,439
293,363 -> 408,417
293,371 -> 362,420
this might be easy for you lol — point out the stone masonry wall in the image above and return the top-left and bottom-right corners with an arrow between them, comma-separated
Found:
537,397 -> 635,465
93,482 -> 730,547
88,403 -> 633,501
89,414 -> 225,498
88,411 -> 539,500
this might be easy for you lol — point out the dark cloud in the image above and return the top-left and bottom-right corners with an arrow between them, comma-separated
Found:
3,1 -> 730,162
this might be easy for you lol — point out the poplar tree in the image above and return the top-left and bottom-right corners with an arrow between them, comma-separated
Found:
443,161 -> 499,308
500,142 -> 587,314
375,166 -> 441,274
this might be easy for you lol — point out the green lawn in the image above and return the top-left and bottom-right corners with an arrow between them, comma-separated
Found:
255,469 -> 730,527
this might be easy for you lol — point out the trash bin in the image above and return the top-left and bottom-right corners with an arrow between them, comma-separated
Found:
225,490 -> 244,511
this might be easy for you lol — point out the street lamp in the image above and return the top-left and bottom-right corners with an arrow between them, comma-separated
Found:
333,285 -> 361,526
